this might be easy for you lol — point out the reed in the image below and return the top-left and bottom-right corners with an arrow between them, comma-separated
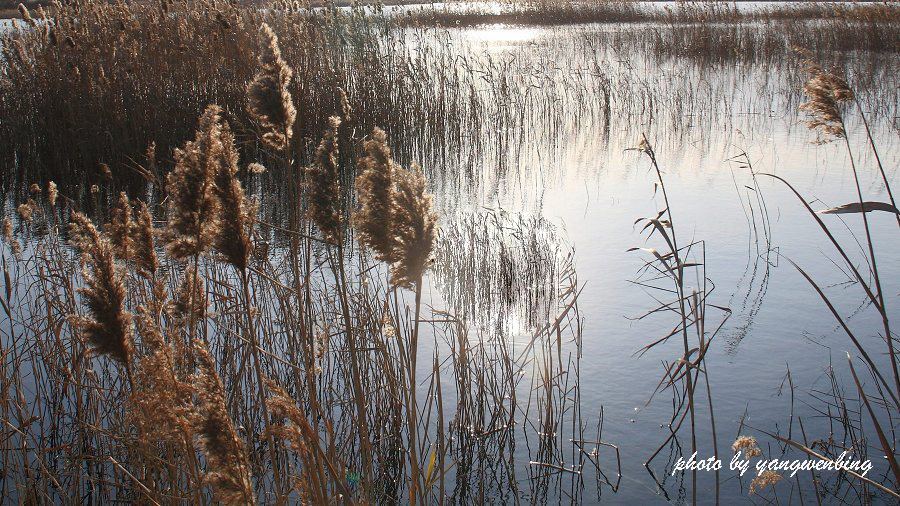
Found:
0,1 -> 897,504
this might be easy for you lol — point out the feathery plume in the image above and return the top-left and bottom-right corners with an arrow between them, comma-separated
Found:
799,55 -> 853,142
165,105 -> 224,260
132,201 -> 159,278
47,181 -> 58,207
130,311 -> 196,442
17,201 -> 34,223
69,212 -> 133,367
1,217 -> 12,241
100,163 -> 113,180
193,340 -> 255,505
306,116 -> 343,242
749,471 -> 782,495
339,87 -> 352,123
168,268 -> 206,325
389,165 -> 437,288
248,162 -> 266,174
107,192 -> 134,261
213,121 -> 255,270
354,127 -> 397,262
3,216 -> 19,257
247,23 -> 296,152
17,4 -> 34,26
732,435 -> 762,458
266,380 -> 315,501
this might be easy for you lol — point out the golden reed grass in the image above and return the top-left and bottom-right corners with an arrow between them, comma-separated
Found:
307,116 -> 343,242
247,22 -> 297,153
0,3 -> 894,504
68,212 -> 134,370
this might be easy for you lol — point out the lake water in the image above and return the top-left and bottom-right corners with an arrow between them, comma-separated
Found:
400,19 -> 899,504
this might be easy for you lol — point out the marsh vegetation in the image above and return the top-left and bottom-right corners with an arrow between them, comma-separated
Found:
0,1 -> 898,503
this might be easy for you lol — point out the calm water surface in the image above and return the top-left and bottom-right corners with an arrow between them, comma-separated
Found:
404,21 -> 899,504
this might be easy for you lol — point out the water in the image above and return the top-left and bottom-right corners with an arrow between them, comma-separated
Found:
404,21 -> 899,503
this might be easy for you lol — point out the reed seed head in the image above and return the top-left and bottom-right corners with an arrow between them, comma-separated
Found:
168,268 -> 206,325
69,212 -> 134,367
193,340 -> 255,505
247,23 -> 296,152
339,87 -> 352,122
799,56 -> 854,142
1,217 -> 12,241
132,201 -> 159,278
749,470 -> 782,495
165,105 -> 224,260
307,116 -> 343,242
389,165 -> 437,288
265,380 -> 314,500
354,127 -> 397,263
130,311 -> 196,442
213,120 -> 255,271
732,435 -> 762,458
107,192 -> 134,261
47,181 -> 58,207
17,4 -> 35,25
17,201 -> 34,223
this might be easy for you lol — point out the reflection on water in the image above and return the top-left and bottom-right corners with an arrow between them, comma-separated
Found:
432,209 -> 571,337
415,21 -> 899,503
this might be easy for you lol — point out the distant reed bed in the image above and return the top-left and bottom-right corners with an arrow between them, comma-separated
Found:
0,0 -> 483,197
1,0 -> 897,205
402,0 -> 900,56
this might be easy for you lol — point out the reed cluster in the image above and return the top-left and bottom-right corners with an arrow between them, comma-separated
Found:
1,0 -> 896,205
0,1 -> 898,503
0,13 -> 598,503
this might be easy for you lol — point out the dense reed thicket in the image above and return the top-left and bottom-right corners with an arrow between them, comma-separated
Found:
1,0 -> 898,205
0,5 -> 598,501
0,0 -> 483,199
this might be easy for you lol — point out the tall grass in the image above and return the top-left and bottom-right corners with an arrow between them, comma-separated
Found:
741,55 -> 900,501
0,11 -> 603,502
0,1 -> 898,503
1,0 -> 896,205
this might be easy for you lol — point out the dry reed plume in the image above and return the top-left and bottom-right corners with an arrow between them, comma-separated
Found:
731,435 -> 762,458
307,116 -> 344,242
107,192 -> 134,261
194,340 -> 255,505
212,120 -> 255,271
130,311 -> 195,443
389,165 -> 437,289
799,54 -> 854,141
168,267 -> 207,326
68,212 -> 133,369
354,128 -> 398,263
749,471 -> 782,496
132,201 -> 159,278
165,105 -> 224,260
0,3 -> 895,504
247,23 -> 297,153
